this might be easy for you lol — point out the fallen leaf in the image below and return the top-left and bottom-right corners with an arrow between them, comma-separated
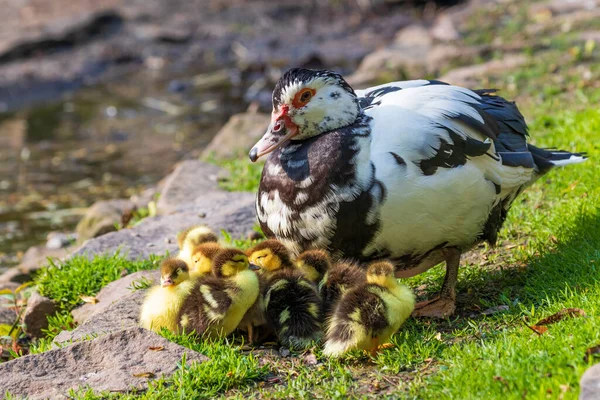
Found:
148,346 -> 164,351
80,295 -> 98,304
226,371 -> 233,378
584,344 -> 600,362
526,324 -> 548,335
536,308 -> 586,326
133,372 -> 155,378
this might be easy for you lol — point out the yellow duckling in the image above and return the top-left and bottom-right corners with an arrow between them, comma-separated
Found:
323,261 -> 415,357
248,240 -> 322,349
139,258 -> 196,333
177,225 -> 219,268
189,242 -> 222,278
178,249 -> 259,339
296,250 -> 366,320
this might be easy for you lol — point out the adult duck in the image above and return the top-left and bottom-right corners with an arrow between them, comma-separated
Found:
248,68 -> 585,317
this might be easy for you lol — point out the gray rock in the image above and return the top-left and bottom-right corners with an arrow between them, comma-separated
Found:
72,270 -> 159,325
201,112 -> 270,159
46,232 -> 76,250
0,267 -> 29,288
0,307 -> 15,326
76,199 -> 136,244
22,291 -> 57,338
73,191 -> 256,262
0,327 -> 207,399
581,363 -> 600,400
156,160 -> 225,215
55,289 -> 147,345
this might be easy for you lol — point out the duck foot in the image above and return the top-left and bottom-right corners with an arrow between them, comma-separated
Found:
412,297 -> 456,318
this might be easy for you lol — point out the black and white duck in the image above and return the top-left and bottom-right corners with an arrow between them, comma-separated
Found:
249,68 -> 586,318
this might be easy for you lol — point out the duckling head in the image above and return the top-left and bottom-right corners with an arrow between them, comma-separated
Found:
296,249 -> 331,283
213,249 -> 253,278
366,261 -> 397,289
178,225 -> 219,249
247,239 -> 293,273
160,258 -> 190,287
191,242 -> 222,275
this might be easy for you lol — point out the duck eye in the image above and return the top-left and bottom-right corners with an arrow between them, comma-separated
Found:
300,91 -> 312,102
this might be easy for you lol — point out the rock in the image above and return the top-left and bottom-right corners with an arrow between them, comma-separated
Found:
431,14 -> 461,42
71,270 -> 159,325
73,191 -> 256,262
156,160 -> 225,215
0,307 -> 15,326
201,112 -> 270,159
0,267 -> 30,288
0,327 -> 208,399
22,291 -> 57,338
130,186 -> 160,210
18,244 -> 72,274
76,199 -> 136,243
581,363 -> 600,400
55,289 -> 147,345
46,232 -> 76,250
439,54 -> 528,87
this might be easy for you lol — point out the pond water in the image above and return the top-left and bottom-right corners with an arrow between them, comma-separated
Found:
0,69 -> 248,269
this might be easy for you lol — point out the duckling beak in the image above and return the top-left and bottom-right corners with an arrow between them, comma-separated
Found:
249,263 -> 260,271
249,108 -> 298,162
161,278 -> 174,287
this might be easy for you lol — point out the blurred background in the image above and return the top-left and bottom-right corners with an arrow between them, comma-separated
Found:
0,0 -> 598,271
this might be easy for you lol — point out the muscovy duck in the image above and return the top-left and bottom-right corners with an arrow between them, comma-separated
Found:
248,68 -> 586,318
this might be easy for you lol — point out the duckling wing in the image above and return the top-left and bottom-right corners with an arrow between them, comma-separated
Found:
178,277 -> 235,334
321,262 -> 366,318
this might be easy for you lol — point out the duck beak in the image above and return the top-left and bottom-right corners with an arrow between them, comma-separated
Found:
161,278 -> 174,287
249,106 -> 298,162
249,263 -> 260,271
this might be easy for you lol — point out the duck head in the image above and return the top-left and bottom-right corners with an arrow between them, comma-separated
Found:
366,261 -> 397,290
191,242 -> 222,276
249,68 -> 359,162
160,258 -> 190,287
213,249 -> 254,278
247,239 -> 294,273
296,249 -> 331,283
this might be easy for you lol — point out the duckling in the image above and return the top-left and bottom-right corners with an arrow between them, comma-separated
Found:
237,271 -> 269,344
323,261 -> 415,357
178,249 -> 259,339
247,240 -> 322,349
189,242 -> 222,278
177,225 -> 219,267
296,250 -> 366,320
139,258 -> 196,333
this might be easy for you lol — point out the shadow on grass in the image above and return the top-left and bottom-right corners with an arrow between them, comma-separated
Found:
452,206 -> 600,316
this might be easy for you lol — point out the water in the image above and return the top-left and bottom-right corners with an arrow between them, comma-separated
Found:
0,69 -> 247,269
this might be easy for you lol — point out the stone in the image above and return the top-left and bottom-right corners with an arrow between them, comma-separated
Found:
18,245 -> 73,274
156,160 -> 225,215
46,232 -> 76,250
22,291 -> 57,338
72,270 -> 159,325
73,191 -> 256,262
55,289 -> 147,345
76,199 -> 136,244
580,363 -> 600,400
201,112 -> 270,159
431,14 -> 461,42
0,327 -> 207,399
0,267 -> 30,288
439,54 -> 528,87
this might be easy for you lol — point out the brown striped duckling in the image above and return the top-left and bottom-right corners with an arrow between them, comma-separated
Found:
247,239 -> 322,350
178,249 -> 259,339
323,261 -> 415,357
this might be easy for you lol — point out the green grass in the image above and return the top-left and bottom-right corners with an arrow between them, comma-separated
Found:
207,157 -> 263,192
29,252 -> 160,349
